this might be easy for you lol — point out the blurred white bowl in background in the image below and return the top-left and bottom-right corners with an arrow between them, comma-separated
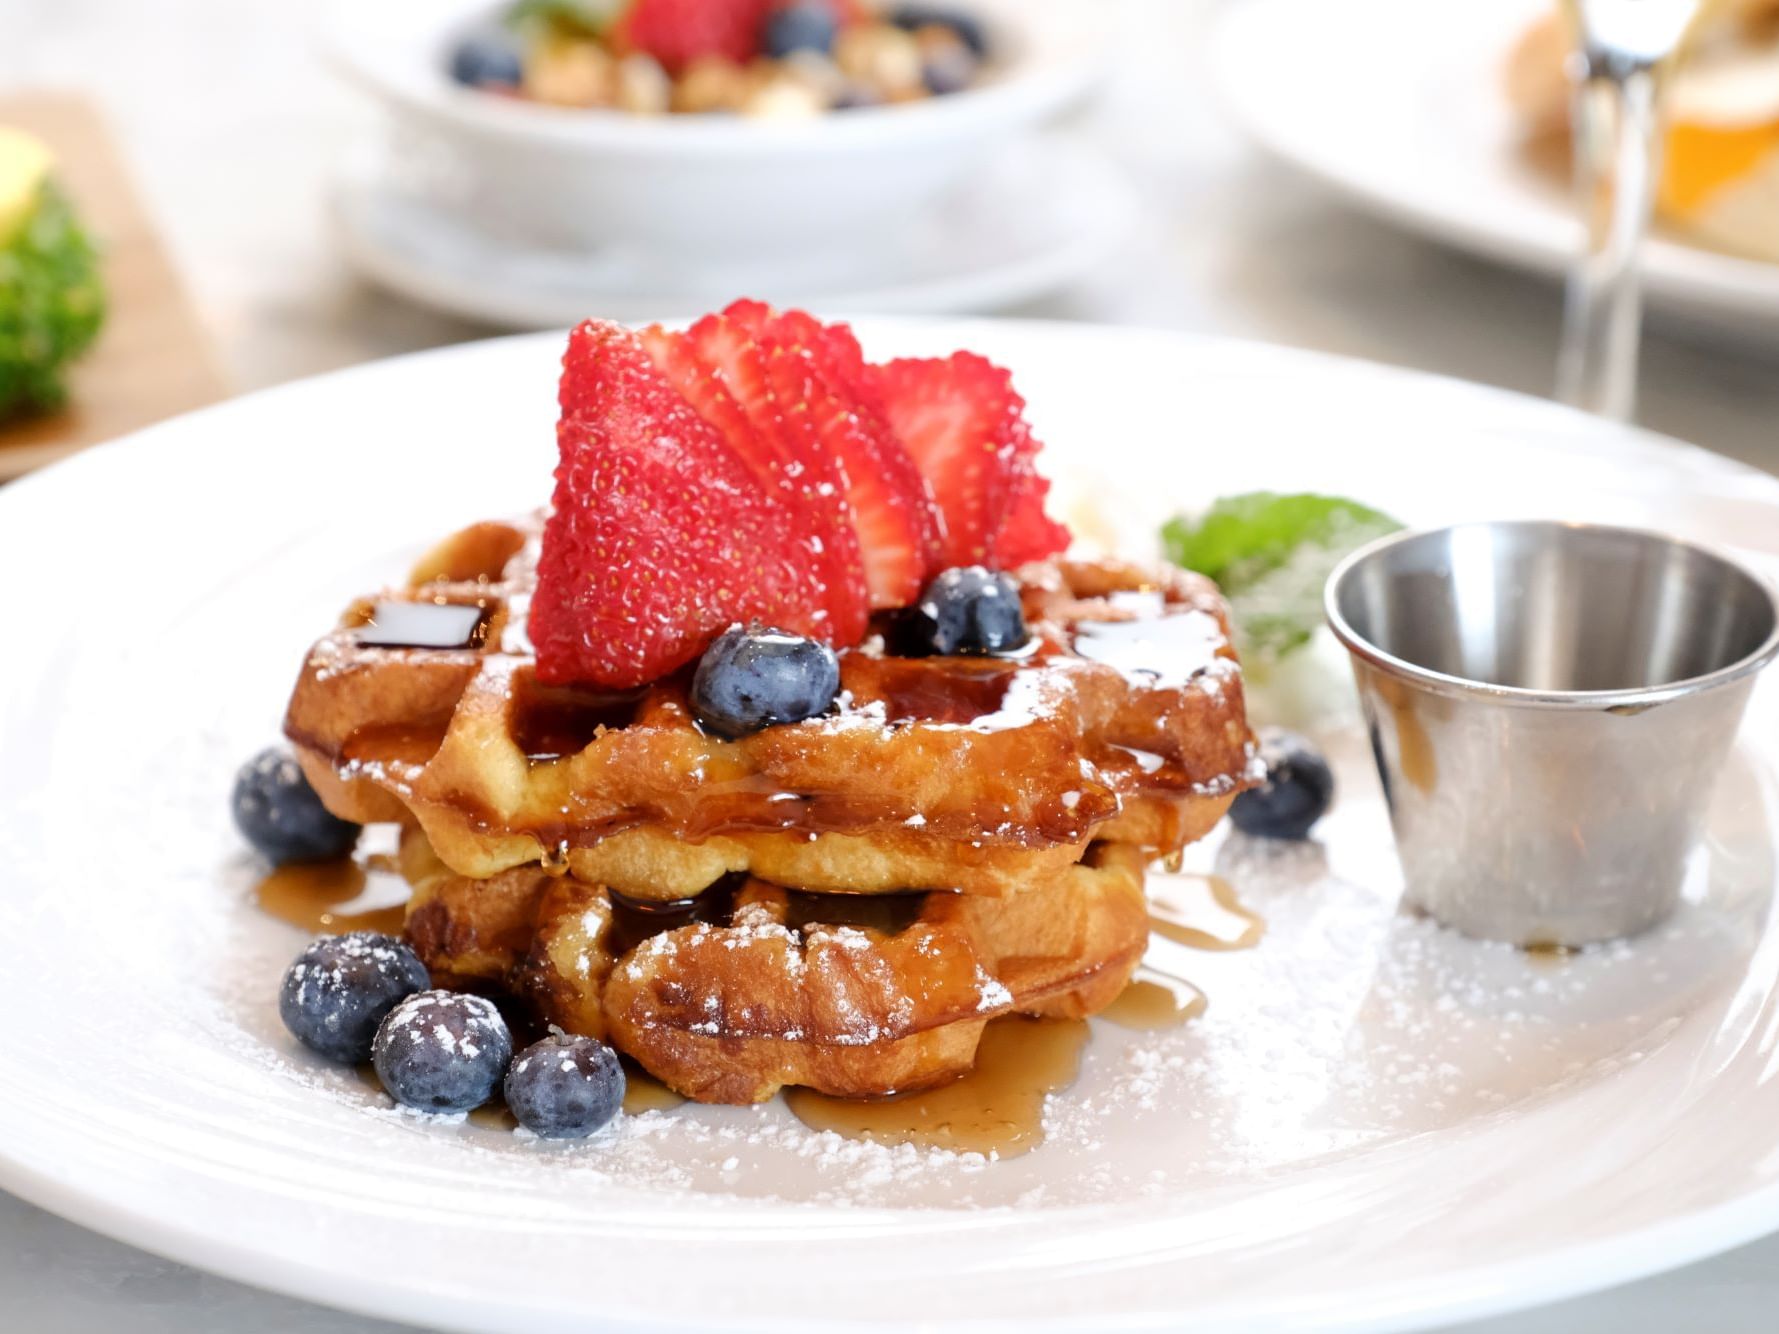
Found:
324,0 -> 1109,272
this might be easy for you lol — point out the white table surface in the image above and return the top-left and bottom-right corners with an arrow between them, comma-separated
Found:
4,1 -> 1779,1330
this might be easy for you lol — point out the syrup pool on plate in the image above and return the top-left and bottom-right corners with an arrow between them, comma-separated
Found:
1148,873 -> 1267,951
1102,967 -> 1209,1030
784,1017 -> 1090,1159
254,854 -> 409,935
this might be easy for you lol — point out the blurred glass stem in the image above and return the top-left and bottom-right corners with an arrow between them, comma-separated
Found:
1555,0 -> 1700,422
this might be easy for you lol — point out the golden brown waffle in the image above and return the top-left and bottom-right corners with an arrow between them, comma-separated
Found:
399,826 -> 1150,1103
285,518 -> 1256,902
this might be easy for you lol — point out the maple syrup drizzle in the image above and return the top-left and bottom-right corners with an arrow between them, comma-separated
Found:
540,840 -> 571,878
782,1016 -> 1088,1158
1102,968 -> 1208,1030
353,600 -> 491,650
1071,597 -> 1227,687
1146,873 -> 1265,952
509,673 -> 645,762
1525,940 -> 1577,966
467,1102 -> 519,1131
621,1060 -> 688,1114
255,856 -> 409,935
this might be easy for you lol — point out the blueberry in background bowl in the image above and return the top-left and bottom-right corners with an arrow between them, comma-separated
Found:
448,24 -> 525,89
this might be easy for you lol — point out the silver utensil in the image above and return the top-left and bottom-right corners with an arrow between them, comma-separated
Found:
1556,0 -> 1704,421
1326,520 -> 1779,946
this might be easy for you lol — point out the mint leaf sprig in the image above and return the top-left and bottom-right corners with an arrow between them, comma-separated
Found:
1161,492 -> 1401,663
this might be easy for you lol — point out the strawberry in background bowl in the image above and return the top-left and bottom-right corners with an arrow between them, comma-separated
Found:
324,0 -> 1106,266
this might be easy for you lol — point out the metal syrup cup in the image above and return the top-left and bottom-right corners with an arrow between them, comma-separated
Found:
1325,521 -> 1779,946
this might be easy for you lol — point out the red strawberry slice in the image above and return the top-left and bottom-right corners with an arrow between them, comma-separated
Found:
871,353 -> 1017,569
612,0 -> 770,74
676,311 -> 870,642
759,346 -> 930,610
723,300 -> 941,608
730,301 -> 873,403
872,353 -> 1070,571
994,466 -> 1071,567
636,321 -> 860,638
532,320 -> 844,688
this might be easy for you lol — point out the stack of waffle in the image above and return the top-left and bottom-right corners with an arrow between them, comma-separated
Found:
285,518 -> 1255,1103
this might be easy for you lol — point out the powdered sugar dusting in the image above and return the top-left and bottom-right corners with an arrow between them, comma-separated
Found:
21,631 -> 1773,1219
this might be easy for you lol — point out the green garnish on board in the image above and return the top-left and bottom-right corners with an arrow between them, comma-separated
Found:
1161,492 -> 1401,661
0,127 -> 105,422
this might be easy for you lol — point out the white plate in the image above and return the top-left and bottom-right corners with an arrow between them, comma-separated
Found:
1212,0 -> 1779,340
3,321 -> 1779,1334
332,134 -> 1138,326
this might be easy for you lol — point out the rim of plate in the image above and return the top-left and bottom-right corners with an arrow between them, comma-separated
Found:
4,321 -> 1779,1334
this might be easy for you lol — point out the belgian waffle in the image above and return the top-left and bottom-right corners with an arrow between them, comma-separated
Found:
398,826 -> 1150,1103
285,518 -> 1257,903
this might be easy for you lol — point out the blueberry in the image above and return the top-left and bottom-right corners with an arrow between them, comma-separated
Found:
232,747 -> 361,865
505,1033 -> 626,1139
833,84 -> 881,110
887,4 -> 988,57
762,1 -> 839,57
279,932 -> 430,1064
890,566 -> 1026,657
448,29 -> 524,90
921,44 -> 977,96
1229,728 -> 1334,840
373,990 -> 513,1113
691,626 -> 840,738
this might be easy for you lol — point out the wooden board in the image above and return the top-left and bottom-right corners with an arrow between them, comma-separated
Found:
0,92 -> 227,481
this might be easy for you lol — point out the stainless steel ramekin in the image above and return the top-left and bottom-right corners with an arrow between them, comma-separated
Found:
1325,520 -> 1779,946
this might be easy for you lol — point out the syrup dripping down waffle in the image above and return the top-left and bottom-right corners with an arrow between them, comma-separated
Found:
285,518 -> 1258,903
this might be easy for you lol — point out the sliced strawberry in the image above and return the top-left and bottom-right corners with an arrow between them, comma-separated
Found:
636,321 -> 820,577
678,311 -> 870,643
733,301 -> 872,398
612,0 -> 770,73
871,353 -> 1017,569
722,300 -> 941,607
532,320 -> 842,688
871,352 -> 1070,571
758,347 -> 930,609
994,465 -> 1071,567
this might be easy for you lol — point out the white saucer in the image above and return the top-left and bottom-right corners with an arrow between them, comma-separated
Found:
4,322 -> 1779,1332
1213,0 -> 1779,341
331,135 -> 1138,326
